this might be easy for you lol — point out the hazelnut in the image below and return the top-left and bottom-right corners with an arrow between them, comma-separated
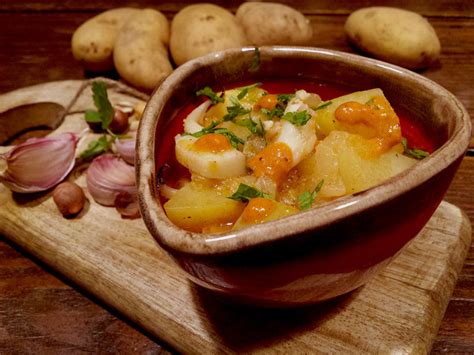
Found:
53,182 -> 86,217
109,109 -> 130,134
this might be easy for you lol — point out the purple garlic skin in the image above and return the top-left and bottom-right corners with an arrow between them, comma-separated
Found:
115,131 -> 136,165
86,154 -> 136,206
0,133 -> 78,193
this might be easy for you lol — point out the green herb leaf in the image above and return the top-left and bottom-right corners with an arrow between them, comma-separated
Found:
260,94 -> 294,118
186,121 -> 245,149
298,179 -> 324,210
235,117 -> 264,136
314,101 -> 332,111
89,81 -> 114,130
79,135 -> 111,160
84,110 -> 102,123
249,47 -> 260,72
196,86 -> 224,105
401,137 -> 429,160
261,106 -> 285,118
237,83 -> 262,100
277,94 -> 294,105
282,110 -> 312,126
228,183 -> 272,202
223,98 -> 251,121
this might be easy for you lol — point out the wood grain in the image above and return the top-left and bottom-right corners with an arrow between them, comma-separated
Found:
0,1 -> 473,353
0,175 -> 470,353
0,79 -> 472,353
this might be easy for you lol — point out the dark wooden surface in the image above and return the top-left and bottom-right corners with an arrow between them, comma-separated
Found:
0,1 -> 472,353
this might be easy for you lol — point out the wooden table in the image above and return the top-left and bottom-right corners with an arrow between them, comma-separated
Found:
0,1 -> 472,353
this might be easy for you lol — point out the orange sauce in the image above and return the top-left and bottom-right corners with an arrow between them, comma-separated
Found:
335,96 -> 402,155
193,133 -> 232,153
248,142 -> 293,185
241,197 -> 275,224
256,94 -> 278,110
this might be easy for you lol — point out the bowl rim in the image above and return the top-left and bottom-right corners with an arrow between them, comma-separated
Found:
136,46 -> 471,256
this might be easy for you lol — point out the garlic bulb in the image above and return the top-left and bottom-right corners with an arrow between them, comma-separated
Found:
0,133 -> 78,193
114,131 -> 136,165
86,154 -> 136,206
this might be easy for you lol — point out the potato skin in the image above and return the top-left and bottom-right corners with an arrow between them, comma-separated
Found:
170,4 -> 247,66
236,2 -> 312,46
345,7 -> 441,69
113,9 -> 172,91
71,8 -> 139,72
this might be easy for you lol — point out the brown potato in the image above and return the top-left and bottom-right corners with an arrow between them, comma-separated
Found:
71,8 -> 139,72
345,7 -> 441,69
236,2 -> 313,46
113,9 -> 172,91
170,4 -> 247,66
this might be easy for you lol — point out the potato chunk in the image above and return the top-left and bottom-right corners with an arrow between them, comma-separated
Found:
315,131 -> 416,196
163,182 -> 245,233
314,88 -> 384,138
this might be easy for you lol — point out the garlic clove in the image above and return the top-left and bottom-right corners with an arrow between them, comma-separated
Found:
0,133 -> 78,193
114,131 -> 136,165
115,191 -> 140,219
86,154 -> 136,206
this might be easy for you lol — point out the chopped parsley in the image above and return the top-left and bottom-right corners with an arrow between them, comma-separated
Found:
234,117 -> 264,136
298,180 -> 324,210
401,137 -> 429,160
223,98 -> 251,121
228,183 -> 272,202
237,82 -> 262,100
260,94 -> 294,118
277,94 -> 295,105
85,81 -> 114,130
196,86 -> 224,105
186,121 -> 244,149
313,101 -> 332,111
261,106 -> 284,118
282,110 -> 312,126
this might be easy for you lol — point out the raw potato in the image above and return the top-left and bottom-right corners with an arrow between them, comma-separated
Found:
345,7 -> 441,69
170,4 -> 247,66
236,2 -> 312,45
71,8 -> 139,72
113,9 -> 173,91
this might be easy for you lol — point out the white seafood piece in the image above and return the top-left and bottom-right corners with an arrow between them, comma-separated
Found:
175,135 -> 247,179
183,100 -> 211,134
273,118 -> 317,167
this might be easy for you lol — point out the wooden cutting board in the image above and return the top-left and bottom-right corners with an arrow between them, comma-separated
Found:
0,81 -> 471,354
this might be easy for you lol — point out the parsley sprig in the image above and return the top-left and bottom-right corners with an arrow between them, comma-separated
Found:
401,137 -> 429,160
84,81 -> 114,130
80,135 -> 112,160
186,121 -> 244,149
196,86 -> 224,105
81,81 -> 116,160
298,180 -> 324,210
228,183 -> 272,202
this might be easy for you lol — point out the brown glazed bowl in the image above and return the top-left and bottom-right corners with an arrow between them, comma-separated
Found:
137,47 -> 471,307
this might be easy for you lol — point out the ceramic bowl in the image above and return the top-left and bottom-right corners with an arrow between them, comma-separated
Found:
137,47 -> 471,307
